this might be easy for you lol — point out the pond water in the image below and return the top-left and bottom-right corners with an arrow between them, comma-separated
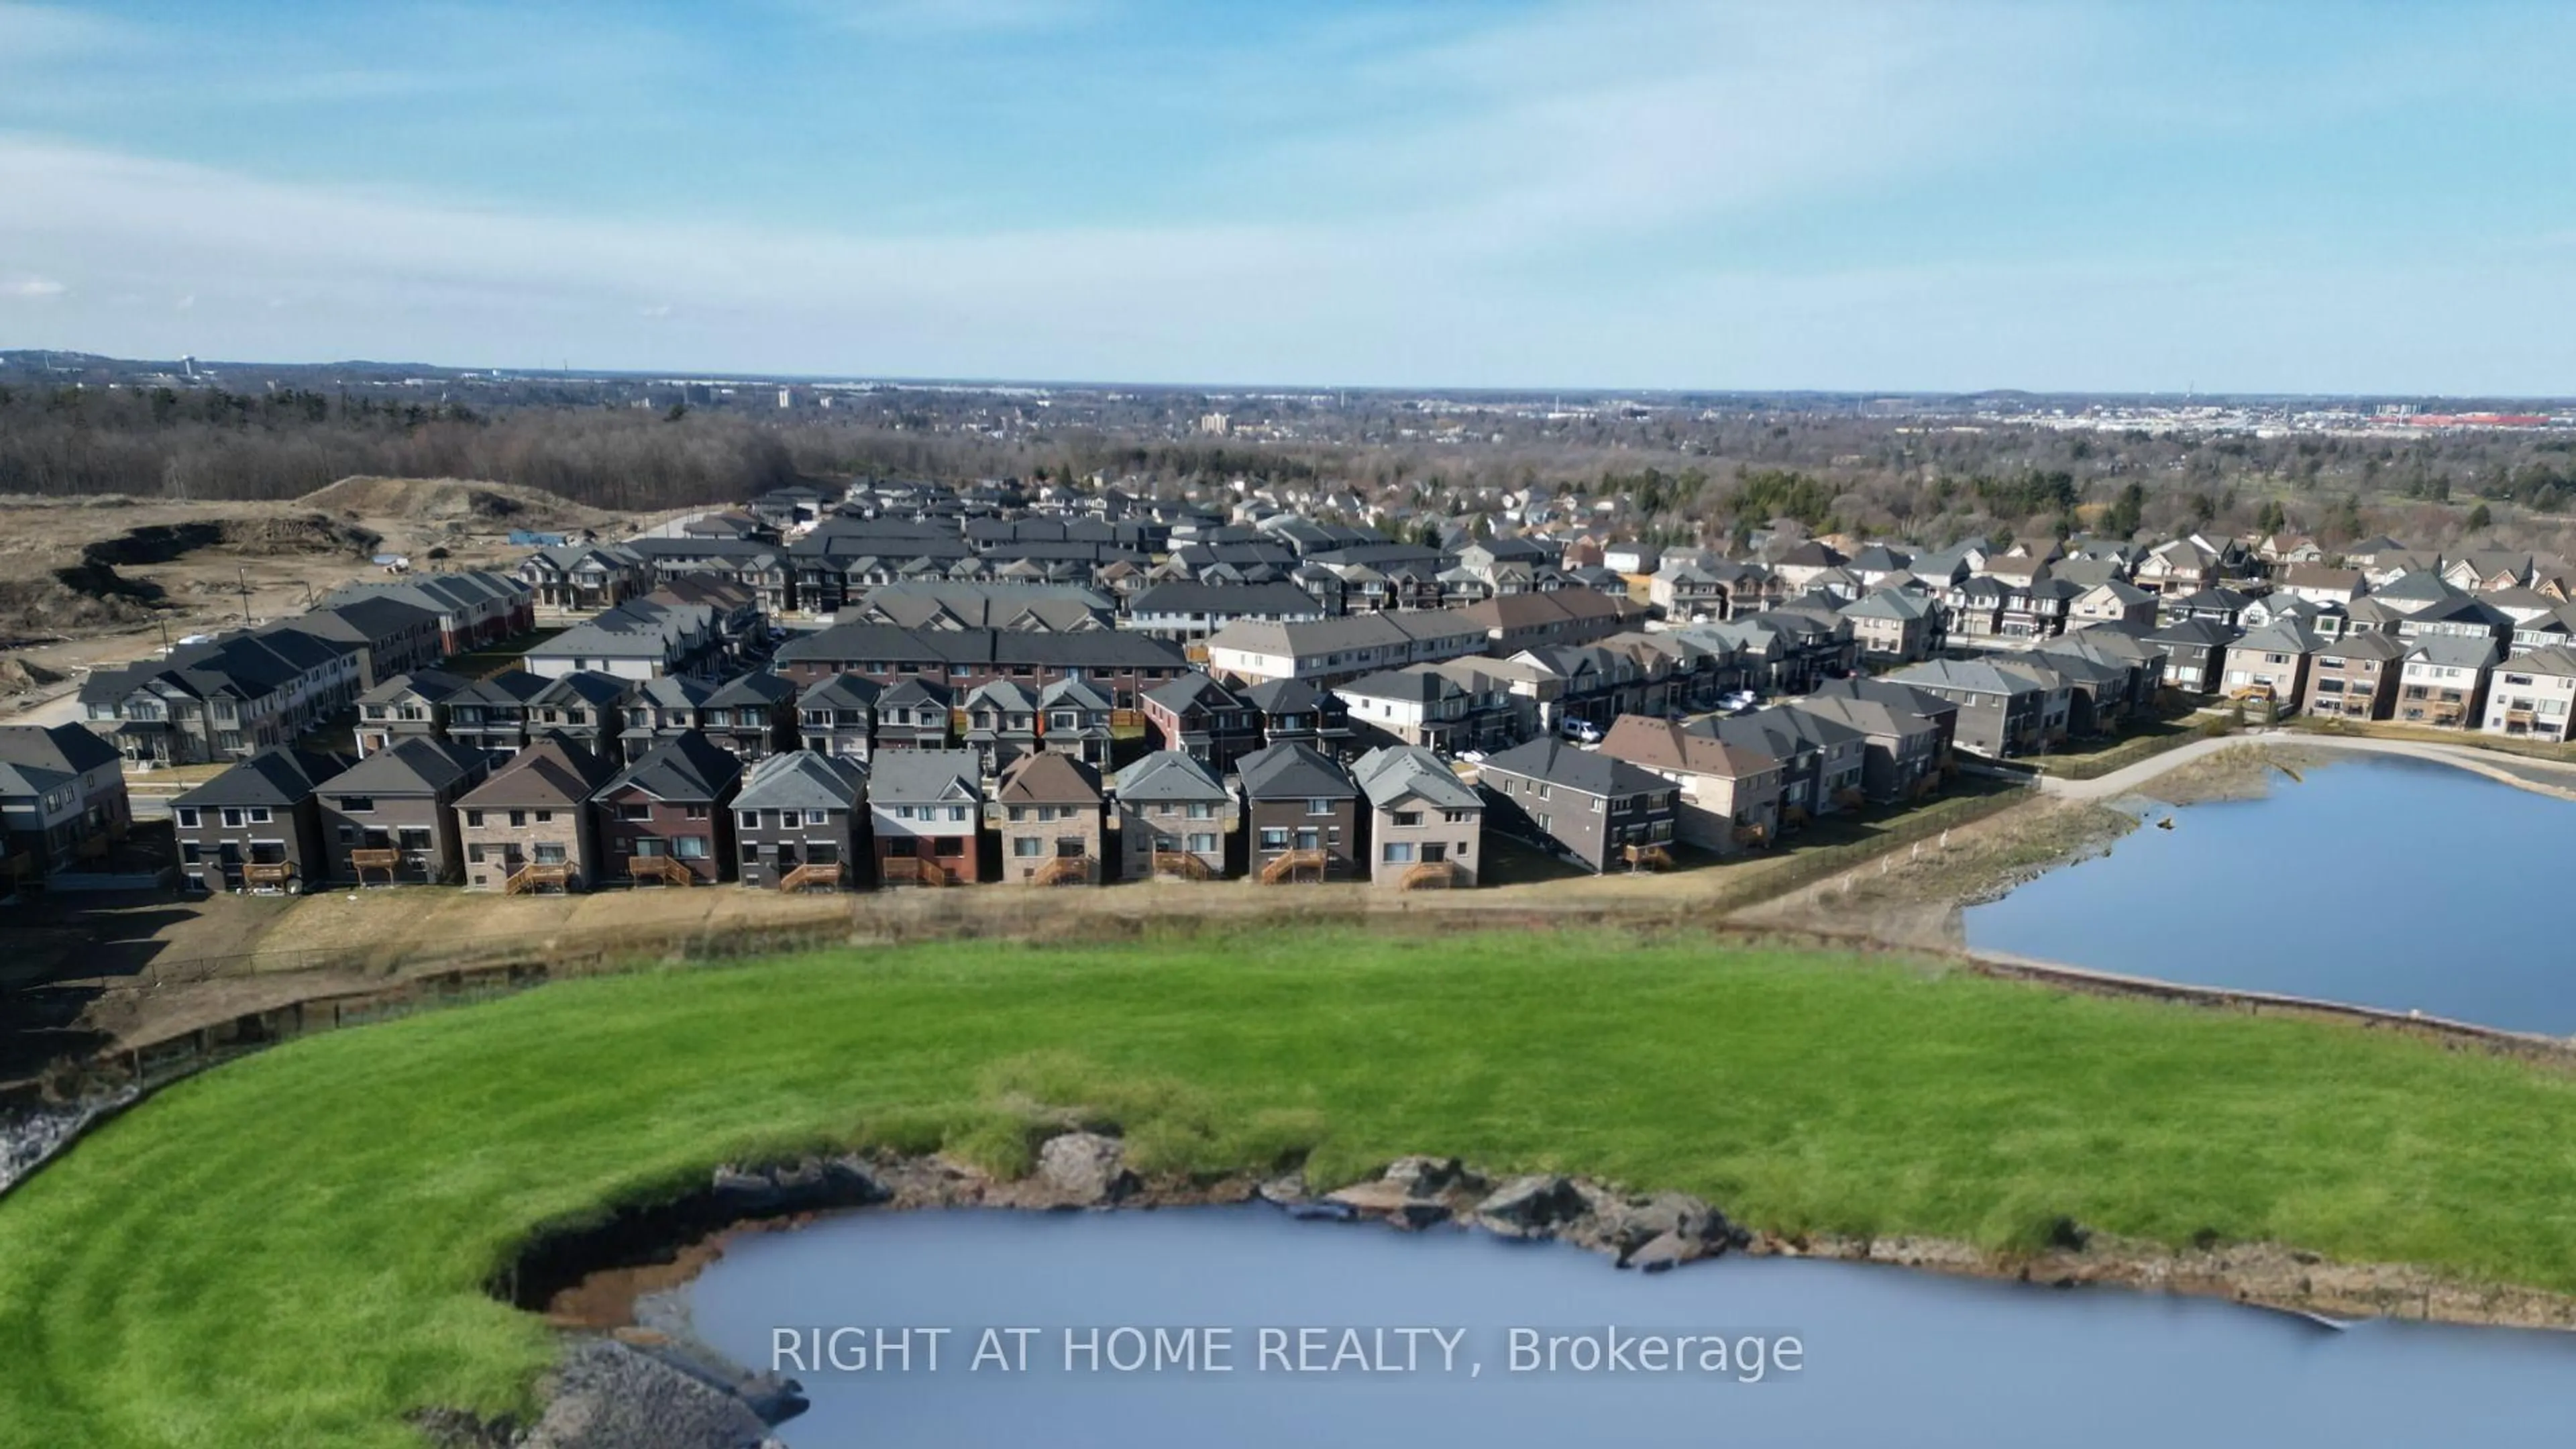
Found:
684,1206 -> 2573,1448
1966,755 -> 2576,1034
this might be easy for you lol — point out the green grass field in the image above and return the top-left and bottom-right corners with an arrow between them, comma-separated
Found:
9,927 -> 2576,1446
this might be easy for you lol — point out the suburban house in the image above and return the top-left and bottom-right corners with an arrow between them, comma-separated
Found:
354,669 -> 473,757
0,723 -> 132,883
1477,736 -> 1678,873
1885,658 -> 2065,758
317,736 -> 491,886
2144,617 -> 2240,696
453,737 -> 619,893
867,749 -> 988,885
993,751 -> 1107,885
1235,741 -> 1362,883
2070,580 -> 2159,631
290,596 -> 444,687
771,623 -> 1189,710
2300,631 -> 2408,721
1350,745 -> 1483,888
1704,706 -> 1868,823
2481,646 -> 2576,742
1142,672 -> 1264,771
618,676 -> 718,763
441,671 -> 553,761
963,680 -> 1043,772
1203,610 -> 1487,690
1788,693 -> 1944,804
1804,676 -> 1959,767
733,750 -> 870,890
2220,621 -> 2325,710
1037,678 -> 1116,766
1241,678 -> 1350,753
1598,715 -> 1780,855
796,674 -> 880,761
170,747 -> 345,894
699,672 -> 798,761
516,543 -> 651,613
521,672 -> 632,762
1837,588 -> 1944,662
322,571 -> 533,655
1112,750 -> 1236,881
79,630 -> 360,765
2396,637 -> 2499,729
873,678 -> 955,751
592,733 -> 744,886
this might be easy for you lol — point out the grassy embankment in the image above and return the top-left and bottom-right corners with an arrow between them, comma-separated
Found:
12,927 -> 2576,1444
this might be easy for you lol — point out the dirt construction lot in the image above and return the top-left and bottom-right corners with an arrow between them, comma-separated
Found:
0,476 -> 652,720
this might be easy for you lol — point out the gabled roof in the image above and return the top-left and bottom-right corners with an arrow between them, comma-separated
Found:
1483,735 -> 1670,798
704,672 -> 797,708
878,677 -> 951,708
2404,635 -> 2500,670
1601,715 -> 1776,779
168,747 -> 349,808
994,750 -> 1104,804
1234,741 -> 1357,800
1145,671 -> 1249,714
635,675 -> 717,709
1038,677 -> 1114,711
733,749 -> 869,811
797,673 -> 883,709
1242,677 -> 1327,714
2229,621 -> 2326,656
0,722 -> 121,777
1113,750 -> 1232,803
323,736 -> 486,797
2314,631 -> 2408,663
1888,657 -> 2057,698
454,737 -> 618,809
2145,616 -> 2240,648
1350,745 -> 1481,810
600,733 -> 743,803
866,748 -> 983,804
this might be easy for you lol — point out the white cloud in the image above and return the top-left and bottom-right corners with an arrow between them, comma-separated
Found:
2,274 -> 66,298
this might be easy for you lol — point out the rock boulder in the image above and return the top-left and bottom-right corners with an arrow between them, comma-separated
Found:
1036,1132 -> 1137,1205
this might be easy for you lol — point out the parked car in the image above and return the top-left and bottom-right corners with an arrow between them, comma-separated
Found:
1558,718 -> 1603,744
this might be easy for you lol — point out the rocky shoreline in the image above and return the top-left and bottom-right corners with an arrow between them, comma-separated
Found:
423,1128 -> 2576,1449
0,1087 -> 140,1199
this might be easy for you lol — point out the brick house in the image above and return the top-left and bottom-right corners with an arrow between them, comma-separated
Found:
1142,672 -> 1264,771
592,733 -> 744,885
2300,631 -> 2408,721
993,751 -> 1106,885
1598,715 -> 1780,855
355,669 -> 474,757
454,737 -> 618,892
170,747 -> 346,894
733,750 -> 870,890
867,749 -> 987,885
1235,741 -> 1362,883
317,737 -> 490,886
1350,745 -> 1483,887
1111,750 -> 1236,881
1477,736 -> 1678,873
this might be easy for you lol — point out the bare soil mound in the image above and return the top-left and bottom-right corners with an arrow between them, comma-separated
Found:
299,476 -> 600,530
79,515 -> 379,568
0,655 -> 62,694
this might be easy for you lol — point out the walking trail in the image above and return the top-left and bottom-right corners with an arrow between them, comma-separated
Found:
2041,729 -> 2576,803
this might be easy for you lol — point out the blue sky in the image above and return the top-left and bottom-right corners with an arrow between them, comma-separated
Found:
1,0 -> 2571,392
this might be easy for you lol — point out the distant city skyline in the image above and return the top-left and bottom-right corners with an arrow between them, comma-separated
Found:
3,1 -> 2572,394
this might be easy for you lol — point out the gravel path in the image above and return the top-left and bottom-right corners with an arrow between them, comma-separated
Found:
2039,730 -> 2576,802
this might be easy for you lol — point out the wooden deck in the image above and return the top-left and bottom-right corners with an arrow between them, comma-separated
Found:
1030,854 -> 1094,887
1258,848 -> 1330,885
1150,849 -> 1214,881
626,855 -> 698,888
1397,859 -> 1460,890
777,860 -> 845,892
504,862 -> 575,895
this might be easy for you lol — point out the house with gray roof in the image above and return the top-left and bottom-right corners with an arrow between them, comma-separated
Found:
1,722 -> 133,883
2397,635 -> 2500,729
1112,751 -> 1236,881
1837,588 -> 1944,662
1477,735 -> 1677,873
2483,645 -> 2576,743
170,746 -> 346,894
1234,741 -> 1362,883
454,737 -> 619,893
592,733 -> 743,886
796,674 -> 881,762
1351,745 -> 1484,887
700,671 -> 798,761
317,736 -> 490,886
867,748 -> 987,885
733,750 -> 870,890
1886,657 -> 2068,758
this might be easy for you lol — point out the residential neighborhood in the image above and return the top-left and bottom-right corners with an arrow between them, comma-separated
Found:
15,470 -> 2576,905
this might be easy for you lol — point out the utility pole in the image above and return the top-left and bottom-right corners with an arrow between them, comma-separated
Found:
237,568 -> 252,629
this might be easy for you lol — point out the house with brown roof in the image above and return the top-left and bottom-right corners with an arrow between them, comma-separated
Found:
318,737 -> 490,886
993,751 -> 1106,885
455,737 -> 619,893
1598,715 -> 1778,855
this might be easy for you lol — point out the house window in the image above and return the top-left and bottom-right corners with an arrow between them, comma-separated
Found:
741,811 -> 761,828
508,810 -> 527,827
533,843 -> 565,865
176,807 -> 201,828
673,836 -> 708,859
1185,802 -> 1213,820
339,796 -> 374,814
946,806 -> 969,822
248,807 -> 272,824
466,810 -> 486,828
684,804 -> 709,820
1187,832 -> 1218,853
1014,837 -> 1043,857
1394,810 -> 1421,826
1382,842 -> 1416,863
468,845 -> 486,864
1307,798 -> 1334,815
1258,827 -> 1289,849
741,842 -> 760,865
